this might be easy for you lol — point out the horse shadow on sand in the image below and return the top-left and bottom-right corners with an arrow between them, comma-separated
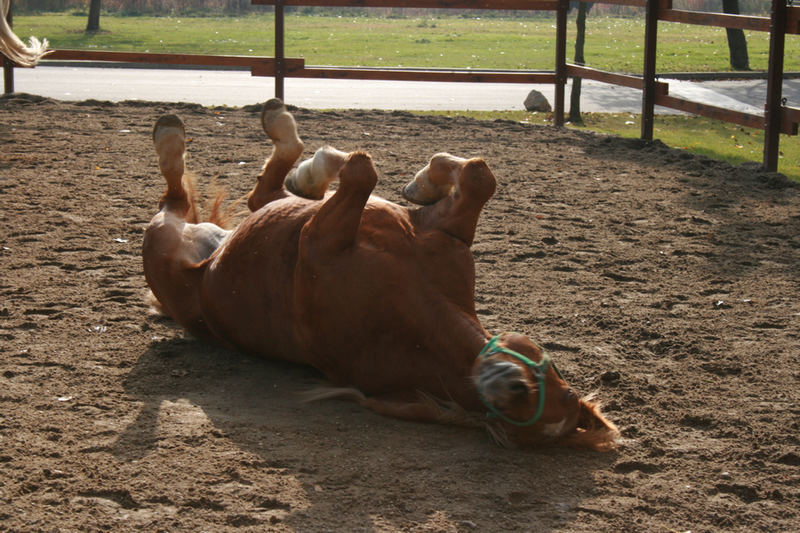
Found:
113,326 -> 617,531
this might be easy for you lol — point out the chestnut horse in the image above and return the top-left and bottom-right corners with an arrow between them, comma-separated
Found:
143,100 -> 620,450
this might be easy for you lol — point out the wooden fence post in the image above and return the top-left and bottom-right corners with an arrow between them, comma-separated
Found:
641,0 -> 660,140
3,0 -> 14,94
554,0 -> 568,126
274,0 -> 285,100
763,0 -> 787,171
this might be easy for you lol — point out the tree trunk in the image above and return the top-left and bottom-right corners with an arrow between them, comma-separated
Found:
722,0 -> 750,70
86,0 -> 101,33
568,1 -> 589,125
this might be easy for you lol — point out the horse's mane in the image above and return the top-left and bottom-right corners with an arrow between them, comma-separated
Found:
559,394 -> 621,452
303,386 -> 620,451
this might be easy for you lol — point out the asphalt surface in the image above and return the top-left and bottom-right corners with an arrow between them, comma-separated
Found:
10,64 -> 800,113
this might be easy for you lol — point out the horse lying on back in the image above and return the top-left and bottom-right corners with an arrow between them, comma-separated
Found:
143,100 -> 620,450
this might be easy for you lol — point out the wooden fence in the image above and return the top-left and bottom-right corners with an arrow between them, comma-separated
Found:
3,0 -> 799,172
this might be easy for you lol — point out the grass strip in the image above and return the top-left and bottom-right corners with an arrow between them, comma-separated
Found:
414,111 -> 799,182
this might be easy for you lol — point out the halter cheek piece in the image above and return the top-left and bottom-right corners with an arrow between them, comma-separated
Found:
476,334 -> 563,427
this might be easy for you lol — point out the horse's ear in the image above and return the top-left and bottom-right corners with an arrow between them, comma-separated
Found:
562,398 -> 620,452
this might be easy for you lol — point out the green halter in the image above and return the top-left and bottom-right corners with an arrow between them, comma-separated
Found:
476,334 -> 558,427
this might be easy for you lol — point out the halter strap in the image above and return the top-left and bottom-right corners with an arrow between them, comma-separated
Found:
476,334 -> 557,427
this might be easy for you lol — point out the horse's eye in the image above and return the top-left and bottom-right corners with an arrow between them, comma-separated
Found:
563,388 -> 575,402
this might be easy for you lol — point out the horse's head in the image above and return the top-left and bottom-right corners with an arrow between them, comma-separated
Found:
472,333 -> 619,451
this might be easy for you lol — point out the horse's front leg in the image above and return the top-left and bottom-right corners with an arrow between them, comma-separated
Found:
407,155 -> 497,246
298,151 -> 378,258
247,99 -> 305,211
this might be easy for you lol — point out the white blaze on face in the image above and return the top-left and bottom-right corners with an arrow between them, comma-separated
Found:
541,417 -> 568,438
476,360 -> 524,407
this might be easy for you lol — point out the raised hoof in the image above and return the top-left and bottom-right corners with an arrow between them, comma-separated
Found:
260,98 -> 286,133
152,114 -> 185,146
402,153 -> 465,206
260,98 -> 304,162
284,170 -> 324,201
402,181 -> 438,206
152,115 -> 187,181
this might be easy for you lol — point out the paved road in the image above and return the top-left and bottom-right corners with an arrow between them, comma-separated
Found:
10,64 -> 800,113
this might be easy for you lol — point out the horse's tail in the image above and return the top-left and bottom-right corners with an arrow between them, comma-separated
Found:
0,0 -> 50,67
181,172 -> 246,230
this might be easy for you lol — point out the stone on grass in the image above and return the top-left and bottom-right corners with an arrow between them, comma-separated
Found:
524,90 -> 552,112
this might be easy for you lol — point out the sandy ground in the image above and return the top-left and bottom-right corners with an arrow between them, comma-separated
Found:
1,93 -> 799,532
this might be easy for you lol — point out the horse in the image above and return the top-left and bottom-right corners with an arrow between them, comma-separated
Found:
0,0 -> 48,67
143,99 -> 620,451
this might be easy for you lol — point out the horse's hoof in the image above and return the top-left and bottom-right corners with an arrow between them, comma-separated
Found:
152,115 -> 186,166
284,172 -> 301,197
152,114 -> 185,143
261,98 -> 287,135
402,181 -> 435,205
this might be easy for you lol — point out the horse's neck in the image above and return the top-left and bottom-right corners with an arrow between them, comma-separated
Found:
428,313 -> 489,410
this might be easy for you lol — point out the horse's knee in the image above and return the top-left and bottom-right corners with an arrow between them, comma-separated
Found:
339,151 -> 378,195
411,157 -> 496,246
458,158 -> 497,206
297,152 -> 378,258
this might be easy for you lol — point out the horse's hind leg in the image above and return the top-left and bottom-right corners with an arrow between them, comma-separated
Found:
153,114 -> 197,220
145,115 -> 223,339
247,99 -> 305,211
413,157 -> 497,246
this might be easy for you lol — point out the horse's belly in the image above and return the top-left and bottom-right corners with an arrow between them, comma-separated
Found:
199,213 -> 307,362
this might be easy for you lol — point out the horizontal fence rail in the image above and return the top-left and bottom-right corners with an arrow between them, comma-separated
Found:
45,50 -> 306,77
783,106 -> 800,135
2,0 -> 798,172
565,64 -> 668,93
655,94 -> 767,130
252,0 -> 558,9
294,66 -> 555,83
658,9 -> 771,31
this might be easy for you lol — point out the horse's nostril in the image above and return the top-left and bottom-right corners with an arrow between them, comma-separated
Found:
509,380 -> 528,396
480,361 -> 519,384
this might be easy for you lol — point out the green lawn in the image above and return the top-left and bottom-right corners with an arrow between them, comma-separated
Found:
12,13 -> 800,73
9,12 -> 800,179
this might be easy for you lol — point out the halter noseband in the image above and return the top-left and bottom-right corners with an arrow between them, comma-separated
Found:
476,334 -> 559,427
